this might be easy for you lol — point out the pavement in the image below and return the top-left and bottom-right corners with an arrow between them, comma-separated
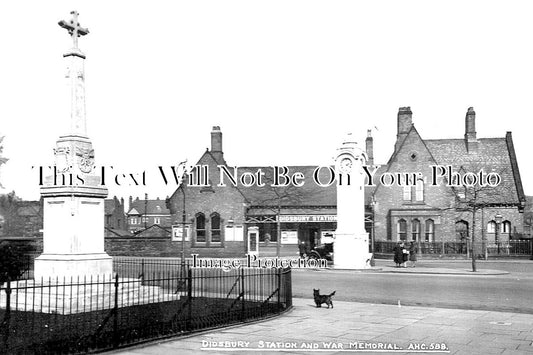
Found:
379,266 -> 508,275
345,261 -> 510,276
312,266 -> 509,275
111,297 -> 533,355
107,264 -> 533,355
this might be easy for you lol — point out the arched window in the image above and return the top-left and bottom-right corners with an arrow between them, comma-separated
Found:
455,220 -> 469,242
397,219 -> 407,241
411,219 -> 420,241
501,221 -> 511,234
425,219 -> 435,242
211,212 -> 221,243
415,179 -> 424,201
501,221 -> 511,242
196,213 -> 206,243
487,221 -> 496,233
487,220 -> 496,243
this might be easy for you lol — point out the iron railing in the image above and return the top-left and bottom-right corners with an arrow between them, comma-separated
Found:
1,261 -> 292,354
113,256 -> 192,280
486,240 -> 533,256
374,240 -> 532,256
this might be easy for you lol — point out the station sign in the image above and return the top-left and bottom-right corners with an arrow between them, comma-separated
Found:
278,215 -> 337,223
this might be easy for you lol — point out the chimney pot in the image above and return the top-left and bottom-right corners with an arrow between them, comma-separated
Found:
210,126 -> 224,163
465,106 -> 477,152
211,126 -> 223,152
395,106 -> 413,152
397,107 -> 413,134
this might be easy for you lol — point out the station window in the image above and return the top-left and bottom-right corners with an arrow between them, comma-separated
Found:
211,212 -> 221,243
411,219 -> 420,241
397,219 -> 407,241
425,219 -> 434,242
196,213 -> 206,243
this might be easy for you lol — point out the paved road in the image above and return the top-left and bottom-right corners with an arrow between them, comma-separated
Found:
292,263 -> 533,314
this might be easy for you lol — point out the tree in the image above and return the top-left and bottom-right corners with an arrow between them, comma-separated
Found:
0,135 -> 8,189
449,166 -> 516,272
0,241 -> 34,284
0,191 -> 21,236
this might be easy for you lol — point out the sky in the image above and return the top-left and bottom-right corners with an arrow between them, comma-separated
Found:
1,1 -> 532,204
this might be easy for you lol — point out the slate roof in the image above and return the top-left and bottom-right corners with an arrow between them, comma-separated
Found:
133,224 -> 171,238
105,228 -> 131,237
16,201 -> 41,216
173,123 -> 525,213
226,165 -> 383,209
175,149 -> 383,211
127,198 -> 170,215
423,134 -> 525,206
235,165 -> 337,207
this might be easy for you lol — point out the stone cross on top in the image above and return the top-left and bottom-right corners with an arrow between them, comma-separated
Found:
58,11 -> 89,49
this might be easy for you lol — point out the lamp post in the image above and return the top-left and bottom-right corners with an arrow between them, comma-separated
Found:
181,186 -> 186,267
370,196 -> 376,254
495,213 -> 502,255
178,161 -> 188,269
144,193 -> 148,230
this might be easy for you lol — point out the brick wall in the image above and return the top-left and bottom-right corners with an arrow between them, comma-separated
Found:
0,198 -> 43,239
105,238 -> 246,257
168,152 -> 249,253
0,236 -> 248,258
0,237 -> 43,254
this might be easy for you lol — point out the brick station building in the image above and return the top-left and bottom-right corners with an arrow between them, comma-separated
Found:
373,107 -> 526,253
166,127 -> 376,257
168,107 -> 526,258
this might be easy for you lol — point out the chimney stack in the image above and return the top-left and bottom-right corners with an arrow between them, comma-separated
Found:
395,107 -> 413,152
211,126 -> 222,152
464,107 -> 478,152
365,129 -> 374,166
210,126 -> 224,163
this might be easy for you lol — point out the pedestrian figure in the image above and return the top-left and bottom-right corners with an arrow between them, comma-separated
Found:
298,241 -> 307,258
393,242 -> 403,267
402,243 -> 409,268
409,241 -> 417,267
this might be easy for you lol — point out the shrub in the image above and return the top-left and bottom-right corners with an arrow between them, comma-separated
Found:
0,241 -> 33,284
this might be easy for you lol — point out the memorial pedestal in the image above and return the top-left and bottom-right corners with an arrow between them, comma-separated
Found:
35,185 -> 112,279
334,232 -> 372,269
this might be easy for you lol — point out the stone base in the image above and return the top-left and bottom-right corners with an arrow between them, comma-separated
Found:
334,232 -> 373,269
0,277 -> 180,315
34,253 -> 113,279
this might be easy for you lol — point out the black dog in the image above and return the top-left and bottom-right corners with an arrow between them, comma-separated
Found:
313,289 -> 335,308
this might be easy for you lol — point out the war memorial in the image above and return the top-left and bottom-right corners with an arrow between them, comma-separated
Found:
0,12 -> 291,353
